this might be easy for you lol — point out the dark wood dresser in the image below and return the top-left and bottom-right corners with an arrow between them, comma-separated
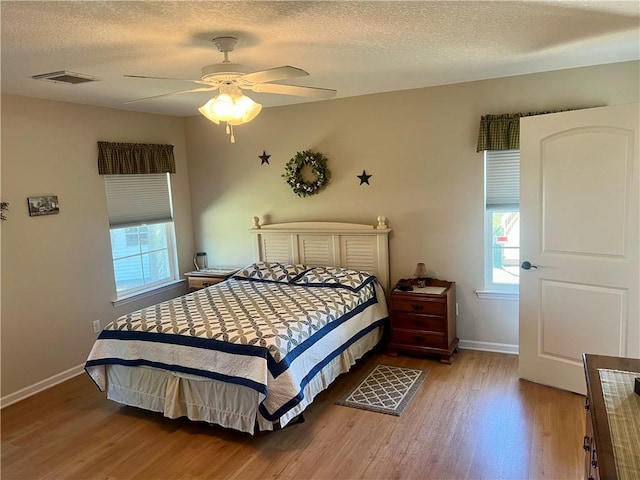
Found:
387,278 -> 458,364
583,354 -> 640,480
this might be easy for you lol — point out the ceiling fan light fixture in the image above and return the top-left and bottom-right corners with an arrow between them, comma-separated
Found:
197,101 -> 221,124
199,89 -> 262,143
198,93 -> 262,124
230,95 -> 262,124
211,93 -> 234,118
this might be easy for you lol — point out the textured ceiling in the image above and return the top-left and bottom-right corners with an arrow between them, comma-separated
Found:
1,1 -> 639,117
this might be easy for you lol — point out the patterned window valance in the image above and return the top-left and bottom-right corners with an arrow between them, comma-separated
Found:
476,114 -> 523,152
476,108 -> 588,152
97,141 -> 175,175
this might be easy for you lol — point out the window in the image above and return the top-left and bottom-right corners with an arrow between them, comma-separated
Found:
104,174 -> 178,298
484,150 -> 520,293
125,226 -> 148,247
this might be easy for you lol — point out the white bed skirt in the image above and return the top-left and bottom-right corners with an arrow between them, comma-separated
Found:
105,324 -> 383,434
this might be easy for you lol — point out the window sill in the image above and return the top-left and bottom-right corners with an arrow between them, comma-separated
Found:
112,279 -> 186,308
475,290 -> 519,301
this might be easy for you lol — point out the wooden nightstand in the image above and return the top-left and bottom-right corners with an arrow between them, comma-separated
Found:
184,267 -> 239,291
387,278 -> 458,364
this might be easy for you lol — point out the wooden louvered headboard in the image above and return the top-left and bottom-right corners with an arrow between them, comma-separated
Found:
251,216 -> 391,292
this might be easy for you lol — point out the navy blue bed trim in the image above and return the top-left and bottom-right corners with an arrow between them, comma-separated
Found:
84,359 -> 268,394
267,295 -> 378,378
258,317 -> 388,421
233,268 -> 377,293
291,275 -> 377,293
95,329 -> 269,358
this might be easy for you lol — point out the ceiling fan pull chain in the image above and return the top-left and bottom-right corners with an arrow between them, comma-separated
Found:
229,124 -> 235,143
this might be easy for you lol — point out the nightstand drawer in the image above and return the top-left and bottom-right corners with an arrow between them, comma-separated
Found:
185,268 -> 239,291
188,277 -> 224,290
391,329 -> 448,349
391,314 -> 446,333
391,297 -> 445,316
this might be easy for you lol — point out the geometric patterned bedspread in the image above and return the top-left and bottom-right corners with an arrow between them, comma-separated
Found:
85,265 -> 388,424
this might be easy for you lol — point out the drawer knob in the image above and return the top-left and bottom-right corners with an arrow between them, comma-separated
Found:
411,304 -> 424,311
413,335 -> 423,343
412,319 -> 424,328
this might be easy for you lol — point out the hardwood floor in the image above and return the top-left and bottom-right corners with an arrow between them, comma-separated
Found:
1,350 -> 586,480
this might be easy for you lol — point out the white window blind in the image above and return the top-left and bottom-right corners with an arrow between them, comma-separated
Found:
104,174 -> 173,227
485,149 -> 520,210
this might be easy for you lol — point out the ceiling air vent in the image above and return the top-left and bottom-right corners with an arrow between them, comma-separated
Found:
31,70 -> 100,85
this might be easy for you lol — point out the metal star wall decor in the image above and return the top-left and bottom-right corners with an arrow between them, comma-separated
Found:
259,150 -> 271,165
357,170 -> 372,185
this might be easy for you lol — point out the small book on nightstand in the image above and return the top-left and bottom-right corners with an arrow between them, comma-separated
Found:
411,286 -> 447,295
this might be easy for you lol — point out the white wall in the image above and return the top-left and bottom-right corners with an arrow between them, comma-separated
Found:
1,96 -> 194,399
185,61 -> 640,353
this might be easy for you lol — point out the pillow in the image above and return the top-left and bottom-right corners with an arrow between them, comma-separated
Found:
233,262 -> 309,284
291,266 -> 376,292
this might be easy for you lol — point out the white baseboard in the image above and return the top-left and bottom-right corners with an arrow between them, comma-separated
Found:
1,363 -> 85,409
459,339 -> 519,355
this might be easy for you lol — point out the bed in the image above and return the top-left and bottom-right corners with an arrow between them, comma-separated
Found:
85,217 -> 391,434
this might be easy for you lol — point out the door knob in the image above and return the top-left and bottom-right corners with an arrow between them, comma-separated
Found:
521,261 -> 538,270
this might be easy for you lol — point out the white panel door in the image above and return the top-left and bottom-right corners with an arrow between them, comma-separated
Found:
519,103 -> 639,394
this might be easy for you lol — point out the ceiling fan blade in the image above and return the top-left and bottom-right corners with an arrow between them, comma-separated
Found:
242,66 -> 309,84
124,74 -> 211,87
249,83 -> 336,99
124,86 -> 218,104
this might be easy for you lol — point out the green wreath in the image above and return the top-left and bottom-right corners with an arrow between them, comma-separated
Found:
282,150 -> 331,197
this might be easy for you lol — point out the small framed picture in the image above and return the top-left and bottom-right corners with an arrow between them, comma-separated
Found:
27,195 -> 59,216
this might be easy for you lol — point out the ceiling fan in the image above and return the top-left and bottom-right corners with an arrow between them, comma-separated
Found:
125,36 -> 336,104
125,37 -> 335,142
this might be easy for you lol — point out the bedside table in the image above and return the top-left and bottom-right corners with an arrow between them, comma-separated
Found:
184,267 -> 239,291
387,278 -> 459,364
